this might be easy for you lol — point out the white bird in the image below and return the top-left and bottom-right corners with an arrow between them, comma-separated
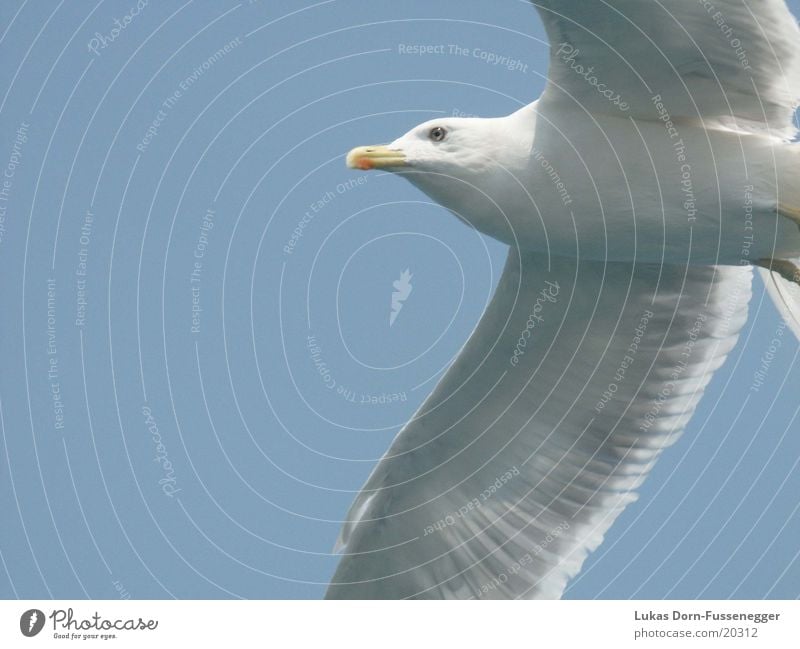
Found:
327,0 -> 800,599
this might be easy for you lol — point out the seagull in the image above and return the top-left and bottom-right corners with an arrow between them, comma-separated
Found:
327,0 -> 800,599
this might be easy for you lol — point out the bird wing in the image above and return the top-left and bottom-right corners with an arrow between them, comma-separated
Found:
532,0 -> 800,135
758,266 -> 800,339
327,251 -> 752,599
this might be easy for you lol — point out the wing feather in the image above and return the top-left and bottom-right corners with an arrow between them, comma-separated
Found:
758,265 -> 800,339
327,252 -> 752,599
532,0 -> 800,135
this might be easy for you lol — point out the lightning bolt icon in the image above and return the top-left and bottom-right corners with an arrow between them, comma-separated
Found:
28,611 -> 37,632
390,268 -> 413,327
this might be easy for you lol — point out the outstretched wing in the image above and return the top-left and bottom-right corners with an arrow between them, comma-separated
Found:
532,0 -> 800,135
327,252 -> 752,599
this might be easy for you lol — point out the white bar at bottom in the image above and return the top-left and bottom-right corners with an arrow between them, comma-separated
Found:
1,600 -> 797,648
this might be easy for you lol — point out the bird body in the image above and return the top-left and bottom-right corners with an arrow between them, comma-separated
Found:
390,102 -> 800,265
524,102 -> 800,265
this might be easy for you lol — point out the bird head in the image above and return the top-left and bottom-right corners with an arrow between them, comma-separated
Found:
346,111 -> 536,244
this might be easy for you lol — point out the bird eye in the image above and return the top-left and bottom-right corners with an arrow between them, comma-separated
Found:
429,126 -> 447,142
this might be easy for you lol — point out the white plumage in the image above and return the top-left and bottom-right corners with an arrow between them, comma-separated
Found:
329,0 -> 800,598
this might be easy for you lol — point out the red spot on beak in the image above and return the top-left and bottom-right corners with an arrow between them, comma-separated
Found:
356,157 -> 374,170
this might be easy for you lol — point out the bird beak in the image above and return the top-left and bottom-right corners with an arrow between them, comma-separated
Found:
346,145 -> 407,171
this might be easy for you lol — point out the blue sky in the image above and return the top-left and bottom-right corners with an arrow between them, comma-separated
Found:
1,0 -> 799,599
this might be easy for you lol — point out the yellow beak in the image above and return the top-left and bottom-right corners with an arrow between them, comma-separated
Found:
346,145 -> 407,170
